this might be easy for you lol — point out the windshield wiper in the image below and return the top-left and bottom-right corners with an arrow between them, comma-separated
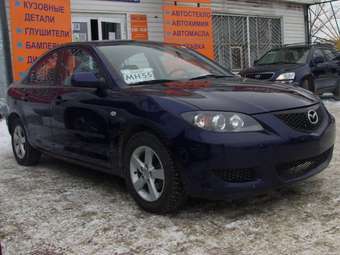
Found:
189,74 -> 232,81
130,79 -> 177,86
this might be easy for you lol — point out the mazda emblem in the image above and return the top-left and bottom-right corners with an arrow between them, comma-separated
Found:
307,110 -> 319,125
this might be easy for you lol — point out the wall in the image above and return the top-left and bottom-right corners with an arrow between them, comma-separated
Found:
212,0 -> 307,44
69,0 -> 307,44
3,0 -> 312,44
2,0 -> 309,83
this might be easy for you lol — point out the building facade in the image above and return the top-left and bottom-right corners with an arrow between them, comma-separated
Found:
0,0 -> 316,98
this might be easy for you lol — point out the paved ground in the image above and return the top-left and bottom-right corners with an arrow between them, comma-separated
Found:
0,101 -> 340,255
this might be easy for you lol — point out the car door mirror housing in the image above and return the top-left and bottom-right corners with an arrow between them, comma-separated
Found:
71,72 -> 106,88
312,56 -> 325,65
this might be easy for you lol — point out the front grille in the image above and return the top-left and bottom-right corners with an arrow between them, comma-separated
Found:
245,72 -> 274,80
276,106 -> 324,132
276,148 -> 332,180
212,168 -> 257,183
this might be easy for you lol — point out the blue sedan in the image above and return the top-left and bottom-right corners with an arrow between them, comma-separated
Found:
6,41 -> 335,213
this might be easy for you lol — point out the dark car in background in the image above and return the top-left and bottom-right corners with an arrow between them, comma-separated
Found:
240,44 -> 340,97
6,41 -> 336,213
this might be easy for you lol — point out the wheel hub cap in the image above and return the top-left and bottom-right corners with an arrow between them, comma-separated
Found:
13,126 -> 26,159
130,146 -> 165,202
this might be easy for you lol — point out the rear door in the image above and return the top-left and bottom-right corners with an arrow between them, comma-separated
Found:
22,51 -> 60,150
51,46 -> 112,168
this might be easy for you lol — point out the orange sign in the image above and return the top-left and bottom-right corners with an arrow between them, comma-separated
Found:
10,0 -> 72,81
131,14 -> 149,41
164,0 -> 211,3
163,5 -> 214,59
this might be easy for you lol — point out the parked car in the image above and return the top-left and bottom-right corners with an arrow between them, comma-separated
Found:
240,43 -> 340,97
6,41 -> 335,213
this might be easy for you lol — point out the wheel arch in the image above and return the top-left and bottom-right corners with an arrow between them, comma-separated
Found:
117,122 -> 172,175
7,112 -> 21,134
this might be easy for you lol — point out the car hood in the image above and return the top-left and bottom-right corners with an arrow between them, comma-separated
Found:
125,78 -> 319,115
241,63 -> 303,76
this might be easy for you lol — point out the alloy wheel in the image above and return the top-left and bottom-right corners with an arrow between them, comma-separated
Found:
13,126 -> 26,159
130,146 -> 165,202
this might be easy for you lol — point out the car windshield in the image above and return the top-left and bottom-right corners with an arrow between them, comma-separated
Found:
97,44 -> 233,86
256,47 -> 310,65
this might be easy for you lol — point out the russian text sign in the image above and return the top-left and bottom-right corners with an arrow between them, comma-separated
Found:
131,14 -> 149,41
163,3 -> 214,59
10,0 -> 72,81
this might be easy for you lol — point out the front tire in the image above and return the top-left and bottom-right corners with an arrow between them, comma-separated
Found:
124,132 -> 186,214
11,119 -> 41,166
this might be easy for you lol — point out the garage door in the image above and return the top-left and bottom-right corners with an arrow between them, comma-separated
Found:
213,15 -> 282,72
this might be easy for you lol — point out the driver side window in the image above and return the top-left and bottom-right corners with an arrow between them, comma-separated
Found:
59,48 -> 105,86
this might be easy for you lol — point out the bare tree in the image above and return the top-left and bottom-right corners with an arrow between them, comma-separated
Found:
309,0 -> 340,48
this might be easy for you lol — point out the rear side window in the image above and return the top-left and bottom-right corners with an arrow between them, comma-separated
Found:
28,52 -> 59,85
59,47 -> 105,86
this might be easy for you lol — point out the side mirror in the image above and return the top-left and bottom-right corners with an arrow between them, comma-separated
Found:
312,56 -> 325,65
71,72 -> 105,88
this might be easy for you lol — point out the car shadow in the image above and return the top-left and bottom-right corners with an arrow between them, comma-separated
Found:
36,154 -> 322,220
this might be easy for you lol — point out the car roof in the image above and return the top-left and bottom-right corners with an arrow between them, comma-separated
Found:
269,43 -> 336,51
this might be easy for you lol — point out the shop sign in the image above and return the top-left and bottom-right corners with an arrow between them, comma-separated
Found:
164,0 -> 210,3
9,0 -> 72,81
111,0 -> 140,2
131,14 -> 149,41
163,1 -> 214,59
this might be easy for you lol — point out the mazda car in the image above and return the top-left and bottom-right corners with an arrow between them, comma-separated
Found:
6,41 -> 335,213
240,44 -> 340,97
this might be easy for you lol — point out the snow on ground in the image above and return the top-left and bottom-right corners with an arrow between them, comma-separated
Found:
0,102 -> 340,255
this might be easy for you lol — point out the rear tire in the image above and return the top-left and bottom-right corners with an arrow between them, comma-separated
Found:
124,132 -> 186,214
11,119 -> 41,166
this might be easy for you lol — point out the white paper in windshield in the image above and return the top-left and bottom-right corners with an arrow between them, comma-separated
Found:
121,68 -> 155,84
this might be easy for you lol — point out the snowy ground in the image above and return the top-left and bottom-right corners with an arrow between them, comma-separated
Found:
1,101 -> 340,255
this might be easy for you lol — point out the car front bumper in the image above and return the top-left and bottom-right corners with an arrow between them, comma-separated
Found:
173,105 -> 336,200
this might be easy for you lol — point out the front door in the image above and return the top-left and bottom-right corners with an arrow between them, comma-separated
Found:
322,48 -> 340,89
311,49 -> 333,91
51,46 -> 112,168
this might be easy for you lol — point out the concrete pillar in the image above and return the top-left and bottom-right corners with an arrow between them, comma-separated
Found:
0,0 -> 12,99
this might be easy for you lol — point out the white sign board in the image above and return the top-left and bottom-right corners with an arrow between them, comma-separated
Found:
121,68 -> 155,84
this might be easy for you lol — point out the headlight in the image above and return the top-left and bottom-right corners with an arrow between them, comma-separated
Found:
181,111 -> 263,132
276,72 -> 295,82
